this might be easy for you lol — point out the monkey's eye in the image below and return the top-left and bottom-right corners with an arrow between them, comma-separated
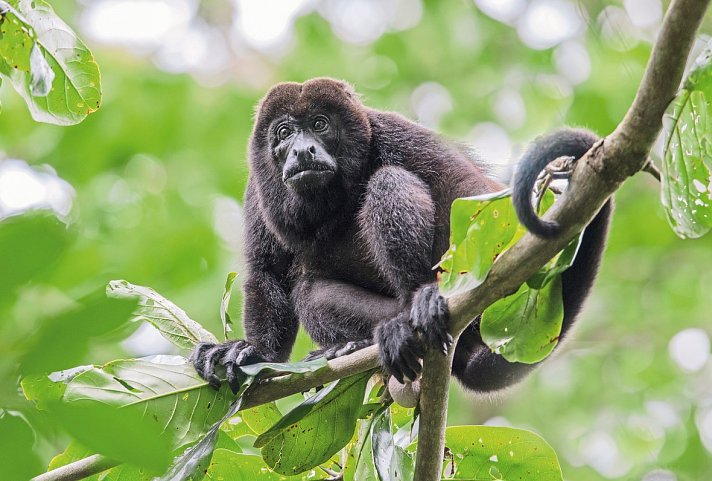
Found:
277,125 -> 292,140
312,116 -> 329,132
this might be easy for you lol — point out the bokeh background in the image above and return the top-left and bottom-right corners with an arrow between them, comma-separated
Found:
2,0 -> 712,479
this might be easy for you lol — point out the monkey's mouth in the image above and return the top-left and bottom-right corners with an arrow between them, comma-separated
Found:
284,164 -> 336,191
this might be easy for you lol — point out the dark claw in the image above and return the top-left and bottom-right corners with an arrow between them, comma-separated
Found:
410,284 -> 451,355
376,313 -> 425,383
189,339 -> 266,392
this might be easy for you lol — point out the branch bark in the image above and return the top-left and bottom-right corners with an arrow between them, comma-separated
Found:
34,1 -> 709,480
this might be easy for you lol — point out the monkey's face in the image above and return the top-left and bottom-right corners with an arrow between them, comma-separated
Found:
251,78 -> 372,198
271,114 -> 338,194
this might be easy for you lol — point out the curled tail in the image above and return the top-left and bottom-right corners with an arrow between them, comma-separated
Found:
512,128 -> 598,238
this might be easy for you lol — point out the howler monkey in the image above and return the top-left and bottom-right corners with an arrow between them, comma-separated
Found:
192,78 -> 611,393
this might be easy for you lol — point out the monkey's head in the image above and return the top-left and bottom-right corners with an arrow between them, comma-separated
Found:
250,78 -> 372,197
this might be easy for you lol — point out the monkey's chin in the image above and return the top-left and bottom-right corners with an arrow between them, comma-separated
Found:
284,169 -> 335,193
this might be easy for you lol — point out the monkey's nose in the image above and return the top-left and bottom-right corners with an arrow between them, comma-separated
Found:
307,145 -> 316,157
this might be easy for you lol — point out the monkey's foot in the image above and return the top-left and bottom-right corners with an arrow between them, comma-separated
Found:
304,339 -> 372,361
376,313 -> 425,384
190,340 -> 266,394
410,284 -> 452,355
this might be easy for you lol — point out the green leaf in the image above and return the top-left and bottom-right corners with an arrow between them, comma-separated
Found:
207,449 -> 304,480
22,365 -> 92,409
107,280 -> 218,349
0,213 -> 70,306
47,441 -> 92,472
19,292 -> 137,374
239,402 -> 283,435
0,410 -> 43,481
220,272 -> 237,340
372,409 -> 414,481
26,356 -> 235,450
0,0 -> 101,125
344,420 -> 377,481
48,400 -> 173,473
438,190 -> 518,297
442,425 -> 563,480
480,277 -> 564,364
157,380 -> 250,481
256,372 -> 371,475
660,89 -> 712,238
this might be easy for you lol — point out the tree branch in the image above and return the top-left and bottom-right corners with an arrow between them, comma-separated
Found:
31,455 -> 118,481
33,1 -> 709,480
414,1 -> 710,479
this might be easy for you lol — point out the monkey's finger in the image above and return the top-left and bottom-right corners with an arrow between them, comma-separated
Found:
397,349 -> 422,383
202,346 -> 223,390
226,362 -> 241,394
225,362 -> 240,394
235,345 -> 264,366
190,342 -> 214,364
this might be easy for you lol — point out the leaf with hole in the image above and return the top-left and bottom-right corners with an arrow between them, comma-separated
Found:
438,190 -> 518,297
0,0 -> 101,125
23,355 -> 234,451
255,371 -> 371,475
442,425 -> 563,480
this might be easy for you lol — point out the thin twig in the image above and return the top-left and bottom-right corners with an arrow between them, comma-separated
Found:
643,158 -> 662,181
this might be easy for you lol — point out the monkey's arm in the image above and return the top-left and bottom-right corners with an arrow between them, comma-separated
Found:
191,183 -> 298,392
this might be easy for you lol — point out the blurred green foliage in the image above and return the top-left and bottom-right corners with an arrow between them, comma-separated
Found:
2,0 -> 712,480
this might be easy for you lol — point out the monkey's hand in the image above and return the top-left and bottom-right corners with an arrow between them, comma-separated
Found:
304,339 -> 372,361
190,340 -> 266,394
376,313 -> 425,384
410,284 -> 452,355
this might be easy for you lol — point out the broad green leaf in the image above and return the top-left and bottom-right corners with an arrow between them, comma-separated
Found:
256,371 -> 371,475
25,356 -> 234,450
480,277 -> 564,364
19,292 -> 137,374
372,409 -> 414,481
207,449 -> 304,480
107,280 -> 218,349
660,89 -> 712,238
157,380 -> 250,481
442,426 -> 563,480
221,272 -> 237,340
344,416 -> 379,481
0,0 -> 101,125
48,400 -> 172,473
240,402 -> 283,435
0,410 -> 43,481
0,213 -> 69,306
438,189 -> 518,297
22,365 -> 92,409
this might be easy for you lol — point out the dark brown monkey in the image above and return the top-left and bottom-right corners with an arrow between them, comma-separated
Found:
191,78 -> 611,393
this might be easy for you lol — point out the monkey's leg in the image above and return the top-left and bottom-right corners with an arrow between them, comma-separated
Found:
453,201 -> 612,392
293,277 -> 401,358
358,166 -> 449,382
